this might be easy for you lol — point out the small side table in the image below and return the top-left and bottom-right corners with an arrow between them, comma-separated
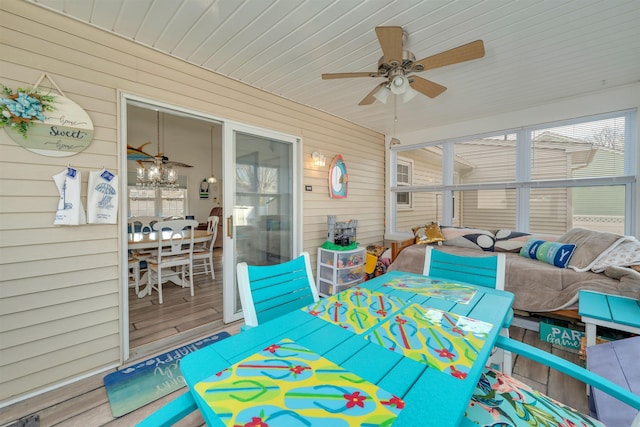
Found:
579,290 -> 640,347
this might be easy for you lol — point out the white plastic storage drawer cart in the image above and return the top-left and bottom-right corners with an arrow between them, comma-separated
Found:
317,246 -> 366,297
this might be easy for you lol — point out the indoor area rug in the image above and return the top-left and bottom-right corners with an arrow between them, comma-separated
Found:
103,332 -> 230,417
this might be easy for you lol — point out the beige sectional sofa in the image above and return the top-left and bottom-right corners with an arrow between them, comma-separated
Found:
388,227 -> 640,313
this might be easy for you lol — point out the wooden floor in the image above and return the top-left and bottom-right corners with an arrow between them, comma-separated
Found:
2,252 -> 592,426
128,247 -> 225,354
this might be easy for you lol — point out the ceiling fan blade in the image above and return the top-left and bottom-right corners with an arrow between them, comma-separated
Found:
166,161 -> 193,168
375,26 -> 404,66
410,76 -> 447,98
140,155 -> 193,168
322,72 -> 380,79
415,40 -> 485,71
358,83 -> 386,106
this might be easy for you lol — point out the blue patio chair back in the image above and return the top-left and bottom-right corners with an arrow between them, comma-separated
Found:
237,252 -> 319,328
424,246 -> 511,374
423,246 -> 505,290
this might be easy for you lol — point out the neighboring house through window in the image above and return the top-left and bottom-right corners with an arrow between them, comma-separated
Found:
396,158 -> 413,209
390,110 -> 637,236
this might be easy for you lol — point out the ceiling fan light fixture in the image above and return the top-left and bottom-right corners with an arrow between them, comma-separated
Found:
390,75 -> 409,95
373,84 -> 391,104
402,86 -> 418,103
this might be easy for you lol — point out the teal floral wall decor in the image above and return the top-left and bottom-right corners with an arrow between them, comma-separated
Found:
0,85 -> 56,138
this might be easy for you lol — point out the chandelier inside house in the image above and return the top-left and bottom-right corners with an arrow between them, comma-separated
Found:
136,155 -> 178,188
135,110 -> 182,188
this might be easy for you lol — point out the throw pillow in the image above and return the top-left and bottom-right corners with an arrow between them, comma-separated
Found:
413,225 -> 429,244
494,230 -> 532,253
494,230 -> 560,253
413,222 -> 446,245
519,238 -> 576,268
425,222 -> 446,244
441,226 -> 495,251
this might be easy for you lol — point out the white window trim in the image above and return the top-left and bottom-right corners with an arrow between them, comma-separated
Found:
396,157 -> 413,210
388,109 -> 637,236
127,186 -> 189,218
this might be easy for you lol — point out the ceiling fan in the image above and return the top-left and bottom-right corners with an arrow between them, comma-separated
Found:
127,109 -> 193,168
321,26 -> 485,105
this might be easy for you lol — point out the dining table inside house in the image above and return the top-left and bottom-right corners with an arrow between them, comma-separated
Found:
128,228 -> 212,298
171,270 -> 515,427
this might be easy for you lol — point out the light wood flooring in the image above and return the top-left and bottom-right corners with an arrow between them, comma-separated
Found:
128,248 -> 225,355
2,252 -> 591,426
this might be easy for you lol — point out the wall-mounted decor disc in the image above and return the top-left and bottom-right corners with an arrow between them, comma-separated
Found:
329,154 -> 348,198
4,95 -> 94,157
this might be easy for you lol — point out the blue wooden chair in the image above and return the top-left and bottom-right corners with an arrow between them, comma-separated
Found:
463,335 -> 640,427
423,246 -> 512,374
423,246 -> 505,289
237,252 -> 319,329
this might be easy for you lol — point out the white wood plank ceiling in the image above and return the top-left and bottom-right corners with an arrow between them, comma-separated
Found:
27,0 -> 640,136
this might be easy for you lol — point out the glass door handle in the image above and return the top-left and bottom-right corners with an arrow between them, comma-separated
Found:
227,215 -> 233,239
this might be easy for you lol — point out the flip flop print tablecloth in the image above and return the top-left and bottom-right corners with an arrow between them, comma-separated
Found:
302,287 -> 406,333
194,339 -> 404,427
364,304 -> 493,380
382,275 -> 478,304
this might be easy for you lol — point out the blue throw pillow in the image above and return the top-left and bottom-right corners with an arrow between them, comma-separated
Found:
519,238 -> 576,268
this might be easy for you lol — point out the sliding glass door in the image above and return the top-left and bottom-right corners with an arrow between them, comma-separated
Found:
222,123 -> 300,323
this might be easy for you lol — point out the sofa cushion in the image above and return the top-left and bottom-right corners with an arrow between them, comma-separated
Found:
441,227 -> 495,251
520,238 -> 576,268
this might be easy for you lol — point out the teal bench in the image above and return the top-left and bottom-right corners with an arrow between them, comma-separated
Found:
578,290 -> 640,347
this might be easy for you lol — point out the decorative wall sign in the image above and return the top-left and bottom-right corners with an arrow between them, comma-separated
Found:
87,169 -> 118,224
329,154 -> 348,198
1,75 -> 94,157
53,166 -> 86,225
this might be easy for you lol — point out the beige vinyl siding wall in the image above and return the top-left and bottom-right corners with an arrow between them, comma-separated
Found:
0,1 -> 384,403
454,141 -> 516,230
394,140 -> 577,234
395,150 -> 441,232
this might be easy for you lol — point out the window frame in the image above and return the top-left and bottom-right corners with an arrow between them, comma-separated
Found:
396,157 -> 413,210
389,109 -> 637,236
128,186 -> 188,218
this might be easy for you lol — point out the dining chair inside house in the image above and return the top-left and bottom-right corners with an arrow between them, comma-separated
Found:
236,252 -> 319,330
146,219 -> 198,304
423,246 -> 513,374
128,216 -> 163,262
127,255 -> 140,294
191,216 -> 219,280
128,215 -> 162,233
463,335 -> 640,427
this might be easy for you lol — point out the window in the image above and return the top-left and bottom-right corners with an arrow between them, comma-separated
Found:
396,158 -> 413,209
128,186 -> 187,217
390,110 -> 636,236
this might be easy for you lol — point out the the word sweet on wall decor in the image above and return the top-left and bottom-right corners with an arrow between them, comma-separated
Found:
0,74 -> 94,157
